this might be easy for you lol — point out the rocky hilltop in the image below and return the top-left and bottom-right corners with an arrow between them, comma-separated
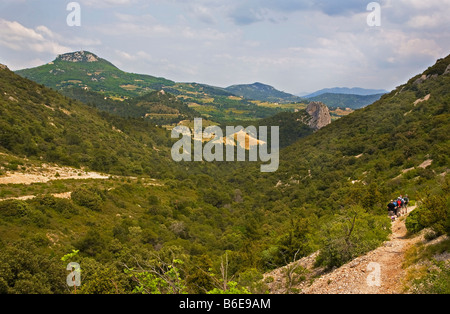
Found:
57,51 -> 99,63
306,101 -> 332,130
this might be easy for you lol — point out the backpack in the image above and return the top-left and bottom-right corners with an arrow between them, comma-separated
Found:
404,197 -> 409,204
397,200 -> 402,207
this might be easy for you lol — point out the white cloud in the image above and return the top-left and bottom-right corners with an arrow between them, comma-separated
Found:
1,1 -> 449,92
0,19 -> 70,55
189,5 -> 217,24
79,0 -> 137,8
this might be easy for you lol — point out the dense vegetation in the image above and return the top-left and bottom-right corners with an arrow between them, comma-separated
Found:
0,65 -> 194,179
0,54 -> 449,294
61,87 -> 198,126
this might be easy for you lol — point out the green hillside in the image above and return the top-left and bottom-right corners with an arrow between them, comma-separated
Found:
0,63 -> 178,178
235,54 -> 450,270
60,87 -> 199,126
226,82 -> 304,104
16,51 -> 175,98
162,82 -> 286,123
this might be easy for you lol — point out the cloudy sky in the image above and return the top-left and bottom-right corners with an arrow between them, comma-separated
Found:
1,0 -> 449,94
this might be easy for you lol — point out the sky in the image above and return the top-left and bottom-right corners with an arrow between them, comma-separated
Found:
0,0 -> 449,95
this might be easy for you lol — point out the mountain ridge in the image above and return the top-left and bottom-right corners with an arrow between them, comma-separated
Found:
302,87 -> 389,98
307,92 -> 385,109
226,82 -> 305,103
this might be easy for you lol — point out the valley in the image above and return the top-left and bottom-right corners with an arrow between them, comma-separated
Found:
0,52 -> 449,296
15,51 -> 373,126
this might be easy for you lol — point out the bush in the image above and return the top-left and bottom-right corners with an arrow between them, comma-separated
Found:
410,262 -> 450,294
21,209 -> 49,227
148,195 -> 160,206
32,195 -> 79,218
405,209 -> 425,234
71,188 -> 103,212
407,193 -> 449,236
316,206 -> 391,269
0,200 -> 29,218
77,258 -> 130,294
75,229 -> 106,257
54,198 -> 79,218
0,241 -> 66,294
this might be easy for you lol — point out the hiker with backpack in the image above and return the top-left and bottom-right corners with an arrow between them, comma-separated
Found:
387,200 -> 397,221
403,195 -> 409,214
396,198 -> 403,216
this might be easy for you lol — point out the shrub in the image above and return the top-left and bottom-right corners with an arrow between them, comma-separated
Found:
316,206 -> 391,269
21,209 -> 49,227
54,198 -> 79,218
405,209 -> 425,234
71,188 -> 103,212
407,193 -> 449,236
148,195 -> 160,206
410,262 -> 450,294
75,229 -> 106,257
32,195 -> 79,218
0,241 -> 66,294
0,200 -> 29,218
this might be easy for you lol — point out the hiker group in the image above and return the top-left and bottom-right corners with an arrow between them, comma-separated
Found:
387,195 -> 409,221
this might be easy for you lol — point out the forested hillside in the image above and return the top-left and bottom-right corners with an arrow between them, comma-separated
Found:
0,65 -> 180,178
61,87 -> 199,126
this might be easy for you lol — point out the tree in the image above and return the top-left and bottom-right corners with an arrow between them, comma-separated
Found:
124,249 -> 187,294
316,206 -> 390,269
283,249 -> 308,294
185,255 -> 215,294
76,258 -> 129,294
71,187 -> 103,211
0,241 -> 66,294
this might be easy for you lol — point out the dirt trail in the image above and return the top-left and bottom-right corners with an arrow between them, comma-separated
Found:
0,192 -> 72,202
265,206 -> 422,294
0,164 -> 109,185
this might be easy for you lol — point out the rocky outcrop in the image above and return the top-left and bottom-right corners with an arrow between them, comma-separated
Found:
444,64 -> 450,75
306,101 -> 331,130
0,64 -> 9,71
57,51 -> 99,63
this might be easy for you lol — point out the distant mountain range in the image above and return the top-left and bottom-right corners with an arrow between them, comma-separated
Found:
294,87 -> 389,110
307,93 -> 385,109
301,87 -> 389,98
